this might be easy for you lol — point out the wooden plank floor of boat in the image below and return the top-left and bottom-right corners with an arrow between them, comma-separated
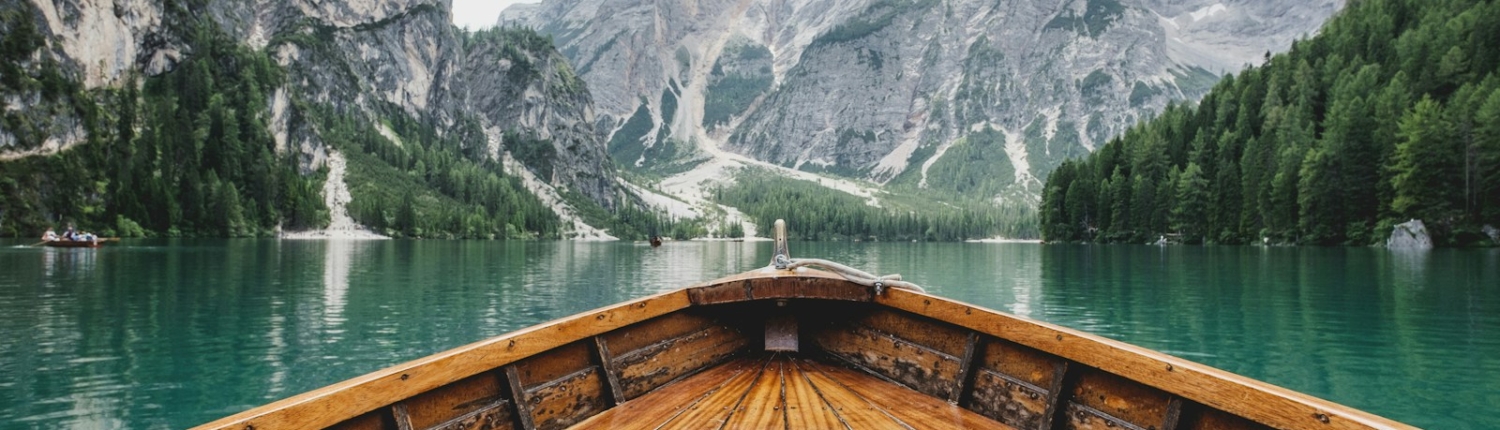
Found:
570,354 -> 1014,429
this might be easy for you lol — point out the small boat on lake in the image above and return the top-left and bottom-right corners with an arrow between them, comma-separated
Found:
195,221 -> 1414,430
40,239 -> 105,248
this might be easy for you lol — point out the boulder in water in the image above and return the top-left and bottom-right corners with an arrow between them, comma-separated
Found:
1483,225 -> 1499,243
1386,219 -> 1433,250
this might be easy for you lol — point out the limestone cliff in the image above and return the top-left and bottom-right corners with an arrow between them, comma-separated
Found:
0,0 -> 619,213
503,0 -> 1342,203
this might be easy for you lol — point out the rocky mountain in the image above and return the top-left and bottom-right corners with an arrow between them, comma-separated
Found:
0,0 -> 622,237
501,0 -> 1342,203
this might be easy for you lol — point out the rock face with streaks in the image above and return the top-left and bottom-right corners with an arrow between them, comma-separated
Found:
1386,219 -> 1433,250
503,0 -> 1342,202
0,0 -> 618,208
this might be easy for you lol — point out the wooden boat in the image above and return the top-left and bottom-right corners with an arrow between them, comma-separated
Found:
41,239 -> 104,248
195,222 -> 1414,430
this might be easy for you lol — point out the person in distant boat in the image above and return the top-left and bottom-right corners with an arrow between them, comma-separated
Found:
42,227 -> 58,241
63,224 -> 78,241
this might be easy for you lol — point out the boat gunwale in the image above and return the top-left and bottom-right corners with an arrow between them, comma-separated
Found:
192,269 -> 1415,430
191,286 -> 695,430
871,288 -> 1415,430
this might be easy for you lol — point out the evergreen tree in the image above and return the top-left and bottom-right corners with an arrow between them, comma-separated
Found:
1475,88 -> 1500,222
1390,97 -> 1458,222
1171,162 -> 1210,242
1039,0 -> 1500,245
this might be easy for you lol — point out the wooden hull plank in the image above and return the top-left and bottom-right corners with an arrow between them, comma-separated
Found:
814,324 -> 962,399
525,368 -> 608,430
654,356 -> 771,430
789,358 -> 904,429
798,358 -> 1012,429
874,289 -> 1413,430
688,276 -> 873,305
854,309 -> 972,357
198,272 -> 1416,430
514,342 -> 594,389
566,359 -> 760,429
966,339 -> 1066,428
194,290 -> 691,430
721,355 -> 789,429
613,324 -> 747,399
967,368 -> 1052,428
782,357 -> 847,429
1064,369 -> 1177,430
328,409 -> 395,430
399,372 -> 511,430
427,401 -> 516,430
601,312 -> 716,356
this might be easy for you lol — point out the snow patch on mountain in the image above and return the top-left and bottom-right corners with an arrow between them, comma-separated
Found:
1190,4 -> 1227,22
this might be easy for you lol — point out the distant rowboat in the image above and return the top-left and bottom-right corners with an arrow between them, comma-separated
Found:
40,239 -> 105,248
38,239 -> 114,248
194,221 -> 1414,430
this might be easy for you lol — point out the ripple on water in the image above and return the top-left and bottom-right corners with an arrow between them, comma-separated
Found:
0,240 -> 1494,429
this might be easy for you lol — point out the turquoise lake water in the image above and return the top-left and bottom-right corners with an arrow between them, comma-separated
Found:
0,239 -> 1495,429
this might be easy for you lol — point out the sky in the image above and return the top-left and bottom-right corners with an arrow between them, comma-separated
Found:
451,0 -> 541,30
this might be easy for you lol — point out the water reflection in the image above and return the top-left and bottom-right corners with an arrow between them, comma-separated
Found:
1386,248 -> 1429,291
1035,245 -> 1500,430
40,247 -> 97,279
0,240 -> 1494,429
321,239 -> 374,331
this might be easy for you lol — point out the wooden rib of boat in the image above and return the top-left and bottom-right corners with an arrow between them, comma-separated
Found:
41,239 -> 104,248
194,225 -> 1415,430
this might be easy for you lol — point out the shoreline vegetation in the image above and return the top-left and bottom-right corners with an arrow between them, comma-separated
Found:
1041,0 -> 1500,248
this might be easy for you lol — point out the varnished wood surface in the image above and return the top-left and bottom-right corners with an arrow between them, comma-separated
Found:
196,269 -> 1416,430
874,288 -> 1417,430
193,289 -> 693,430
569,355 -> 1014,430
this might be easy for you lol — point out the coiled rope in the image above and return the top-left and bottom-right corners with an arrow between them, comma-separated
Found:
784,258 -> 927,295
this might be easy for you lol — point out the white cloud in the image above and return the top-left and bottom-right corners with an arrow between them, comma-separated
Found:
451,0 -> 541,31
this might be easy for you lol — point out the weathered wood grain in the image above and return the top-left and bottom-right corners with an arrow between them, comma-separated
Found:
504,365 -> 536,430
686,273 -> 872,305
953,332 -> 981,404
855,309 -> 972,357
591,337 -> 625,406
814,324 -> 962,399
1065,369 -> 1176,429
966,369 -> 1051,428
566,360 -> 760,429
193,290 -> 691,430
782,358 -> 846,429
514,342 -> 594,390
614,325 -> 747,399
1177,403 -> 1275,430
328,409 -> 393,430
195,271 -> 1414,430
720,357 -> 788,429
790,358 -> 905,429
393,404 -> 414,430
799,359 -> 1014,429
428,401 -> 516,430
875,289 -> 1415,430
981,338 -> 1066,390
525,368 -> 607,430
400,372 -> 508,430
654,358 -> 769,430
600,312 -> 715,356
